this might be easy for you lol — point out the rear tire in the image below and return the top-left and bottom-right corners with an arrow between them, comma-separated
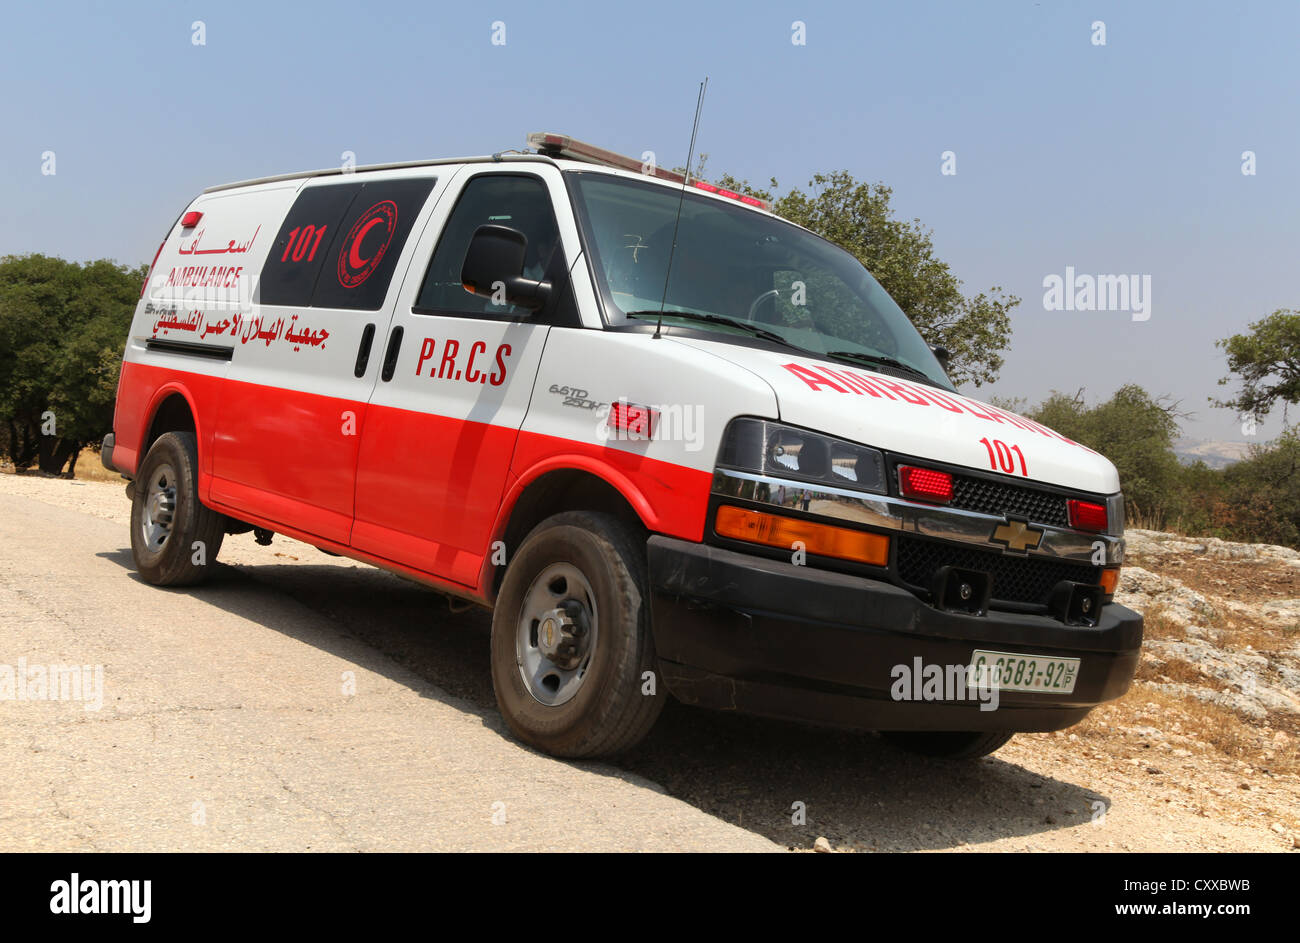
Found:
130,431 -> 225,586
882,730 -> 1014,759
490,511 -> 664,758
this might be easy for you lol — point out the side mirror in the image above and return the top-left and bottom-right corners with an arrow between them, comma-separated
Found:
929,344 -> 951,370
461,224 -> 551,311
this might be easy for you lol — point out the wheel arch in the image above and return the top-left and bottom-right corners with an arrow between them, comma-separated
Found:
138,386 -> 200,470
481,459 -> 654,601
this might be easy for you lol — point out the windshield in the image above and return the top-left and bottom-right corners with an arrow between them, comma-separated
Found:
567,172 -> 953,390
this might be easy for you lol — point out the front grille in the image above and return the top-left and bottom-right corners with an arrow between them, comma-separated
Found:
950,474 -> 1070,528
896,536 -> 1099,607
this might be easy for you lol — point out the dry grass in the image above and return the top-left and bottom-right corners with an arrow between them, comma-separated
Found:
1081,681 -> 1296,773
1104,551 -> 1300,777
68,448 -> 123,483
0,448 -> 123,483
1136,685 -> 1268,764
1136,605 -> 1184,641
1137,656 -> 1209,685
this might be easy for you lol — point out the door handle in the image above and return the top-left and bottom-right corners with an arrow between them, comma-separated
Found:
380,326 -> 403,382
354,323 -> 376,378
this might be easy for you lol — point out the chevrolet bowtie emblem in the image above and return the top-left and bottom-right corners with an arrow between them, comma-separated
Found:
990,519 -> 1044,553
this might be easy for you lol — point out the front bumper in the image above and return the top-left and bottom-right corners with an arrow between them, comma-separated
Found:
647,536 -> 1143,732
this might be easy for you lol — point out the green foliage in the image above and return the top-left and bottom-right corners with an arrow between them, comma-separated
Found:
1216,429 -> 1300,547
1024,386 -> 1184,527
714,170 -> 1017,387
1216,309 -> 1300,421
1017,382 -> 1300,548
0,254 -> 144,474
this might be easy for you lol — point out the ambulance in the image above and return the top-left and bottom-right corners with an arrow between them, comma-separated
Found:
102,133 -> 1143,759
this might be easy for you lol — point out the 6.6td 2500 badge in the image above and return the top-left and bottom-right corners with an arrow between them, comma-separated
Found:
549,384 -> 604,410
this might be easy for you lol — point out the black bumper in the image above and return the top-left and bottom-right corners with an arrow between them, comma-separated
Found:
647,536 -> 1143,732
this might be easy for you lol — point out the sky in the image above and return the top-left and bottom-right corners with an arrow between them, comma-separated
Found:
2,0 -> 1296,443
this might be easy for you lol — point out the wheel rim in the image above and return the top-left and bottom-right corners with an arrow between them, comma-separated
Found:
140,463 -> 178,552
515,562 -> 598,706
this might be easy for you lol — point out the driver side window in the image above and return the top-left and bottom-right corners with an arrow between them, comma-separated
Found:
415,174 -> 564,318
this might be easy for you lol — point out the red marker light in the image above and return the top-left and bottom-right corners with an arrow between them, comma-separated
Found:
181,211 -> 203,228
692,180 -> 768,209
607,401 -> 656,440
1068,499 -> 1108,532
898,465 -> 954,503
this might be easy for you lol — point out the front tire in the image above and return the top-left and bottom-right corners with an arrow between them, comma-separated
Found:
130,431 -> 225,586
882,730 -> 1015,759
490,511 -> 664,758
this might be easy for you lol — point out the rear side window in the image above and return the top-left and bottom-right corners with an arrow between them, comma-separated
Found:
415,174 -> 563,317
258,177 -> 435,310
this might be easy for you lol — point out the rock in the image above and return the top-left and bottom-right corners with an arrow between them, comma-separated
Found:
813,836 -> 833,853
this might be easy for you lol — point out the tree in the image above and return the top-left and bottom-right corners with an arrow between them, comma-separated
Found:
1219,427 -> 1300,547
0,254 -> 144,475
715,170 -> 1017,387
1024,385 -> 1185,527
1215,309 -> 1300,423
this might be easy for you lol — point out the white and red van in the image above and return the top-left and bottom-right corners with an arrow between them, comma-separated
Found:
103,133 -> 1142,759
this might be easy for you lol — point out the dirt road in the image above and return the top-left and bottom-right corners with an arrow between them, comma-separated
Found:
0,475 -> 1290,852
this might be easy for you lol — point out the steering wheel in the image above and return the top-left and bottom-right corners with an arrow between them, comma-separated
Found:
747,288 -> 782,323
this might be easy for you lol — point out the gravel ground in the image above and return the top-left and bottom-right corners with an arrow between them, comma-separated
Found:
2,473 -> 1293,852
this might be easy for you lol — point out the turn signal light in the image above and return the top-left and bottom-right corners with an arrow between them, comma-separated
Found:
1099,567 -> 1120,596
898,465 -> 954,503
1068,499 -> 1108,532
715,505 -> 889,565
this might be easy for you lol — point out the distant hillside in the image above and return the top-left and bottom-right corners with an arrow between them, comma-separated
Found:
1173,437 -> 1255,469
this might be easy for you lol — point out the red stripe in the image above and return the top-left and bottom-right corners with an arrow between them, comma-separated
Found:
114,362 -> 712,596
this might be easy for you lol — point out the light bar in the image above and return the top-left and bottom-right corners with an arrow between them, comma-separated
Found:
528,132 -> 686,184
527,131 -> 771,211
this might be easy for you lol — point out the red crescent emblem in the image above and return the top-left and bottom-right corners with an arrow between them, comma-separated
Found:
348,217 -> 385,270
338,200 -> 398,289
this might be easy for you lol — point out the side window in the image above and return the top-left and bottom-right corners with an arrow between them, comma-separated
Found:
258,177 -> 436,310
415,174 -> 564,318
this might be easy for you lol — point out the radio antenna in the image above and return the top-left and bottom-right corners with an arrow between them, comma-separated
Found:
654,77 -> 708,340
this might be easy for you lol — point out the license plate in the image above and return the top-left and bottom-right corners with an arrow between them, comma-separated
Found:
968,650 -> 1080,694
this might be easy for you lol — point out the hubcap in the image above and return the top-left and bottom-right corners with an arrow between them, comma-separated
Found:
516,562 -> 597,706
140,463 -> 178,552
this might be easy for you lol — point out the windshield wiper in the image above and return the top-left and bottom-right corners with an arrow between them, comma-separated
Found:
825,350 -> 933,381
626,310 -> 797,348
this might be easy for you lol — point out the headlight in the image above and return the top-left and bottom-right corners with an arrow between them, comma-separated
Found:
716,418 -> 886,493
